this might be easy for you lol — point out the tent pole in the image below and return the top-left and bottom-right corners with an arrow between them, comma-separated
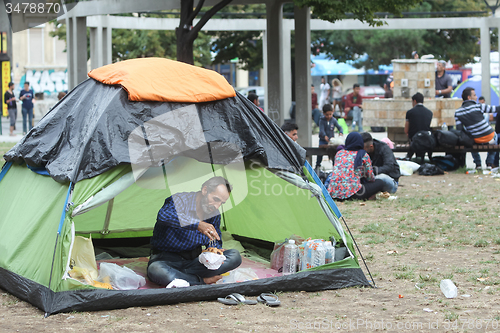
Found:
48,183 -> 74,294
341,216 -> 376,288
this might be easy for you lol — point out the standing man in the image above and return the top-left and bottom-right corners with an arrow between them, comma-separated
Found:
344,84 -> 363,132
404,93 -> 433,161
384,74 -> 393,98
147,177 -> 242,286
435,60 -> 453,98
19,81 -> 34,134
247,93 -> 263,112
456,87 -> 497,169
361,132 -> 401,194
4,82 -> 17,137
319,76 -> 330,110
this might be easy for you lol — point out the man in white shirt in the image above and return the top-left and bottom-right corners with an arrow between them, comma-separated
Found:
319,76 -> 330,110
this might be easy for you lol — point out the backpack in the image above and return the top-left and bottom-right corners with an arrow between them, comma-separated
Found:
434,130 -> 458,149
411,131 -> 436,153
432,155 -> 460,171
450,129 -> 474,148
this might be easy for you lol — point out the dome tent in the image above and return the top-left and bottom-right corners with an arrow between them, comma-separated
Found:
0,58 -> 369,315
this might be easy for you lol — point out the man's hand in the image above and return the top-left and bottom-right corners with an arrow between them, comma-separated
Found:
197,221 -> 220,241
339,133 -> 344,137
324,136 -> 329,142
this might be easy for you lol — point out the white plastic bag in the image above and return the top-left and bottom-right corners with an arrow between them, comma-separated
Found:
199,252 -> 226,270
97,262 -> 146,290
217,268 -> 259,284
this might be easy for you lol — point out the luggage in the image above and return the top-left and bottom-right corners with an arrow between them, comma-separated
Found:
411,131 -> 436,153
434,130 -> 458,149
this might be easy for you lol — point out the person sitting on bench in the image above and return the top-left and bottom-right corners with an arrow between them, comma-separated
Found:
404,92 -> 433,162
455,87 -> 498,169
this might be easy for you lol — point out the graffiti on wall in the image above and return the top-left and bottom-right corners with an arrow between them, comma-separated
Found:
19,69 -> 68,97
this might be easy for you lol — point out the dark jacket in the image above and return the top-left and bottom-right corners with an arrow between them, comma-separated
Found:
369,139 -> 401,182
318,116 -> 343,140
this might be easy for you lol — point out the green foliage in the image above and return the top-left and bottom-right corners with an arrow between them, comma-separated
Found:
311,0 -> 490,68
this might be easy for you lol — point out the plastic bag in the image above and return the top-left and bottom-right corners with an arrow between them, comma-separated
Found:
97,262 -> 146,290
337,118 -> 349,136
70,236 -> 98,280
198,252 -> 226,270
418,163 -> 444,176
217,268 -> 258,284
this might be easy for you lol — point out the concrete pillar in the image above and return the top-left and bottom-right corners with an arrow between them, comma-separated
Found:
69,16 -> 88,90
294,5 -> 311,148
266,0 -> 285,124
66,17 -> 74,89
480,19 -> 491,104
103,25 -> 112,65
89,17 -> 105,70
282,25 -> 292,123
262,31 -> 268,114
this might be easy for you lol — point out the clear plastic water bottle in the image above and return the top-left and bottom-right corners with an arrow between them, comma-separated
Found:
310,240 -> 326,268
441,122 -> 447,131
324,241 -> 336,264
282,240 -> 298,275
440,279 -> 457,298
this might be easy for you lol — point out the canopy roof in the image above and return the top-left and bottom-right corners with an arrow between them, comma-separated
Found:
88,57 -> 236,103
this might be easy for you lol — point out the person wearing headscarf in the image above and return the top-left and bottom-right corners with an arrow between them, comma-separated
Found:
326,132 -> 385,200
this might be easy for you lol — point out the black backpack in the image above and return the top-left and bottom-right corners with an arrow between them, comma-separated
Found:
434,130 -> 459,149
411,131 -> 436,153
450,129 -> 474,148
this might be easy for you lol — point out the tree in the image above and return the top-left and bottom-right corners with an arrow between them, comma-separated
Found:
176,0 -> 233,64
310,0 -> 489,68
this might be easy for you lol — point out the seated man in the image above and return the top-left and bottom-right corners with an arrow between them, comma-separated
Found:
281,122 -> 298,142
404,92 -> 433,162
147,177 -> 242,286
456,87 -> 498,169
361,132 -> 401,194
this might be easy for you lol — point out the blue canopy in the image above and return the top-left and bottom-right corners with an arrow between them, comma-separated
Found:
452,76 -> 499,105
311,54 -> 392,76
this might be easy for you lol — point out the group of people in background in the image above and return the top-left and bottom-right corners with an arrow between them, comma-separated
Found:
3,81 -> 35,136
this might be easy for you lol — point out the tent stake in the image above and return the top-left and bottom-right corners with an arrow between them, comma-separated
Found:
341,216 -> 376,288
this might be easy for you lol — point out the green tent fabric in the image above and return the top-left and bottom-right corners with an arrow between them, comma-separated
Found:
0,60 -> 370,316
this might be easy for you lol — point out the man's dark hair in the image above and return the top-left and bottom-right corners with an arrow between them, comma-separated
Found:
412,92 -> 424,104
361,132 -> 373,144
202,176 -> 232,194
281,122 -> 298,133
479,96 -> 485,101
353,83 -> 360,89
247,93 -> 258,103
462,87 -> 475,101
24,81 -> 29,86
322,104 -> 333,112
8,82 -> 14,88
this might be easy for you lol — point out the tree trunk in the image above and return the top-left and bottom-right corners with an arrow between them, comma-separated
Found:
176,0 -> 232,65
176,27 -> 197,65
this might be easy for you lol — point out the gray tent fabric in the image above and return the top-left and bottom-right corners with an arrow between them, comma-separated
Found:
5,79 -> 305,183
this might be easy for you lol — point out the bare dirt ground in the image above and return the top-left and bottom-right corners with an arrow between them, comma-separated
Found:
2,171 -> 500,332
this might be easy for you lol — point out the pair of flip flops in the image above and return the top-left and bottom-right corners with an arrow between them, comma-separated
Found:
217,293 -> 257,305
217,293 -> 280,307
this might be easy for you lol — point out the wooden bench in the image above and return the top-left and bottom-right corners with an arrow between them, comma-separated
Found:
304,144 -> 500,157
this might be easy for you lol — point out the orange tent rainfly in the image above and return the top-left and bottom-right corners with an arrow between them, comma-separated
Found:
88,57 -> 236,103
